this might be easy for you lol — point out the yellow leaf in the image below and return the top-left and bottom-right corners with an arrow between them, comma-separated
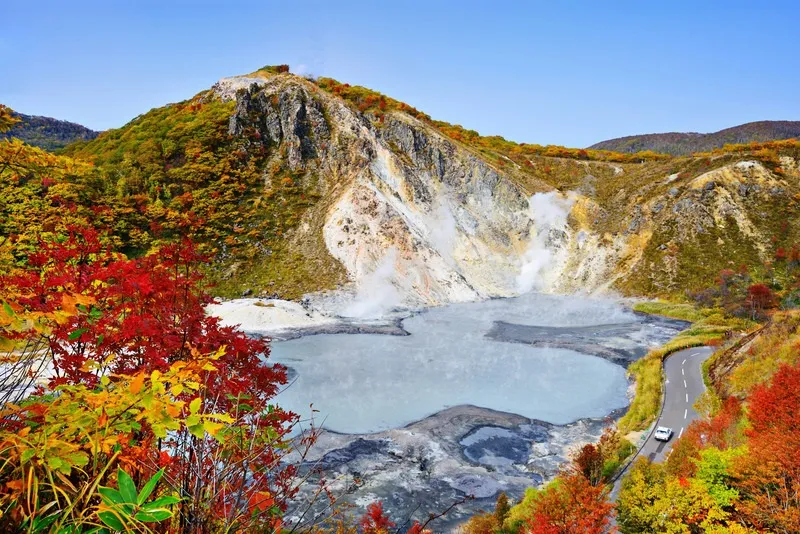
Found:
203,420 -> 224,438
0,337 -> 16,352
205,413 -> 234,423
129,372 -> 145,395
189,397 -> 202,415
0,305 -> 13,324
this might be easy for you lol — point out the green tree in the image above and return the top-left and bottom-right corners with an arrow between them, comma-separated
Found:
494,492 -> 511,526
617,458 -> 745,533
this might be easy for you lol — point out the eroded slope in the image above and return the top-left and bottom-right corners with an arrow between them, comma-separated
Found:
57,69 -> 800,304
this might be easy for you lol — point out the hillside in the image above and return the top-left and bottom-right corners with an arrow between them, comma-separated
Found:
590,120 -> 800,155
3,67 -> 800,533
2,66 -> 797,305
0,111 -> 99,151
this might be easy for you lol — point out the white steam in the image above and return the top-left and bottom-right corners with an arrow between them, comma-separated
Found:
516,191 -> 575,293
341,248 -> 402,318
425,201 -> 459,265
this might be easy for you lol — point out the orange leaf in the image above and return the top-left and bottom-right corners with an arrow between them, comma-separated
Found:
129,372 -> 145,395
61,293 -> 78,315
5,479 -> 23,492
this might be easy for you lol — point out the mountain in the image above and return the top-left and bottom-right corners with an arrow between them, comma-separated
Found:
589,120 -> 800,155
1,111 -> 100,151
4,66 -> 795,305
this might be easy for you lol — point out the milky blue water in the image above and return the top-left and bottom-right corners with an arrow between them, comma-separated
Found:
269,293 -> 671,434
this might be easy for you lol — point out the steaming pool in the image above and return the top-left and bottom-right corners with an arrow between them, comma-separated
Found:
268,293 -> 683,434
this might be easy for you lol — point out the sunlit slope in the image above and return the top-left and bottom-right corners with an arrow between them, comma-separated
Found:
1,111 -> 99,151
51,67 -> 800,301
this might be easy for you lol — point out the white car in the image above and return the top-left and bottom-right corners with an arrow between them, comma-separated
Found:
654,426 -> 674,442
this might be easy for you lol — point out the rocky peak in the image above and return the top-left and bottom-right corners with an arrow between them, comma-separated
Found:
226,78 -> 331,171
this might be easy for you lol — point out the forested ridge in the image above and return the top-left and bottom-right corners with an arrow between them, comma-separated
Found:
1,111 -> 99,151
590,120 -> 800,156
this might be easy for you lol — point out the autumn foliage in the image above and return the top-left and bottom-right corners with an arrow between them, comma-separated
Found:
462,431 -> 620,534
2,62 -> 800,531
0,226 -> 310,532
522,474 -> 614,534
0,104 -> 480,533
618,355 -> 800,533
733,363 -> 800,531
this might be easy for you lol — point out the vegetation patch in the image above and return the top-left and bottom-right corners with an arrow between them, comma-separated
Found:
706,310 -> 800,398
0,111 -> 99,152
618,302 -> 755,434
4,95 -> 347,299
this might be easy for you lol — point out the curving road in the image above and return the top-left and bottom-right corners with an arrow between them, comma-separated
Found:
610,346 -> 715,505
636,346 -> 715,463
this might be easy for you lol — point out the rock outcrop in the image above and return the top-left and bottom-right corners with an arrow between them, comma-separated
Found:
204,72 -> 800,305
212,74 -> 638,308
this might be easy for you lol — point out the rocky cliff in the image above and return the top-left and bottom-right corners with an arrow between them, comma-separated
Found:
213,73 -> 619,310
64,69 -> 800,307
213,71 -> 800,307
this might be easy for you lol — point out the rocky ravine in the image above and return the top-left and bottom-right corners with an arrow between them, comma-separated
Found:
206,297 -> 687,531
199,71 -> 799,529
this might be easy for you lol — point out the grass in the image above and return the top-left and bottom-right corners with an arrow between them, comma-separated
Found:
618,301 -> 755,434
633,301 -> 706,322
208,244 -> 346,300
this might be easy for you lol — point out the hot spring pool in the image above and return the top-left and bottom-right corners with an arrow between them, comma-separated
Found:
268,293 -> 681,434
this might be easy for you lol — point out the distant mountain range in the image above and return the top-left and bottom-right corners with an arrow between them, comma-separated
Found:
1,111 -> 99,151
589,120 -> 800,155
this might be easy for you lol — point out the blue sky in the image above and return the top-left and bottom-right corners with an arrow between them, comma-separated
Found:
2,0 -> 799,147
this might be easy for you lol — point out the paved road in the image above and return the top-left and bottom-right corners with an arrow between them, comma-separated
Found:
637,346 -> 714,463
610,346 -> 714,504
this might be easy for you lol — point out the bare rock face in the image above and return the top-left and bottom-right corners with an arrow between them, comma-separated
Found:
229,82 -> 331,171
218,77 -> 507,306
211,74 -> 800,304
215,75 -> 562,307
621,158 -> 798,294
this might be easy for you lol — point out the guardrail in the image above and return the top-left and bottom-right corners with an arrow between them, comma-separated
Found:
608,365 -> 667,485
